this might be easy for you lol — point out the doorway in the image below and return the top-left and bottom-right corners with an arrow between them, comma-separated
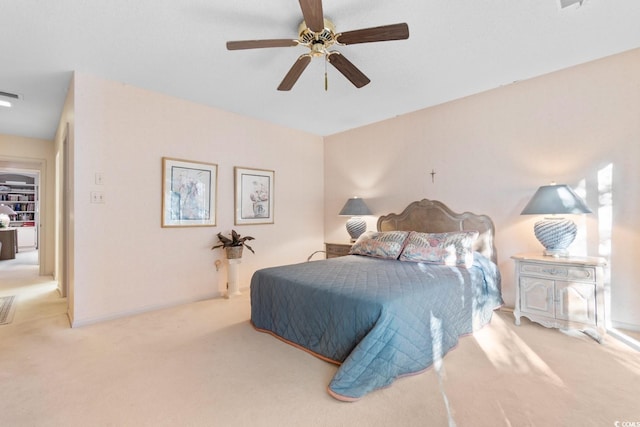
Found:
0,170 -> 40,266
0,162 -> 65,325
0,159 -> 48,281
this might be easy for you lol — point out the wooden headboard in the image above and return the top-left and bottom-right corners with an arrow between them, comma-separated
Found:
377,199 -> 498,264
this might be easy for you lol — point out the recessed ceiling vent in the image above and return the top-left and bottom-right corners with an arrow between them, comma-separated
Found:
0,91 -> 22,100
559,0 -> 585,8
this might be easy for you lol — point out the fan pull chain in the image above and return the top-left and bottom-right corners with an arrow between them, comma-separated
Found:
324,55 -> 328,91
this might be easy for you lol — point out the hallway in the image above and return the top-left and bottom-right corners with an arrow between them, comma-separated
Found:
0,249 -> 66,325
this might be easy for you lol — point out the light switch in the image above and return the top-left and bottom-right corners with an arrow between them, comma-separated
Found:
90,191 -> 105,204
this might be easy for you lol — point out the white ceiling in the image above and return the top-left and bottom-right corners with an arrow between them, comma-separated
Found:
1,0 -> 639,141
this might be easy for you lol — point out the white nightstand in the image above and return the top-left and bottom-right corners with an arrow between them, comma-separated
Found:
512,253 -> 607,342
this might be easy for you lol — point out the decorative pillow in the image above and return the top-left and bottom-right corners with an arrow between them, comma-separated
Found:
398,231 -> 479,267
349,231 -> 410,260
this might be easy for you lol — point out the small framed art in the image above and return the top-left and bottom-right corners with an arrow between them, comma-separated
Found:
234,167 -> 274,225
162,157 -> 217,227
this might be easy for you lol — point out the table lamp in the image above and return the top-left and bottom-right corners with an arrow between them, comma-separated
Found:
520,183 -> 592,257
339,197 -> 372,242
0,204 -> 16,216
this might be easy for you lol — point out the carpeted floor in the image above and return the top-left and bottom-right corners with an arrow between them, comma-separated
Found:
1,250 -> 639,426
1,290 -> 639,426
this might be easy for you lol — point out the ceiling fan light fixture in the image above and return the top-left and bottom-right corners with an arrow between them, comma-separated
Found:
298,18 -> 335,42
299,19 -> 336,59
310,43 -> 326,57
0,100 -> 11,108
225,0 -> 409,90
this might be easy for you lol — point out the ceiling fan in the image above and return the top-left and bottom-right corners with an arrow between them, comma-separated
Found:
226,0 -> 409,91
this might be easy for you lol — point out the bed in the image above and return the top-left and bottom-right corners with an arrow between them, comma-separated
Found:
250,199 -> 503,401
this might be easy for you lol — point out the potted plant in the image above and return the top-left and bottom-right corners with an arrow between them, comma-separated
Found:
211,229 -> 255,259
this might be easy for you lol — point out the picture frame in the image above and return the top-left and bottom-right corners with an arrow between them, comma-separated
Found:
234,167 -> 275,225
162,157 -> 217,227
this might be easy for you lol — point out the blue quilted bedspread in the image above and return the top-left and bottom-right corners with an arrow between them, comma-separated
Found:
250,253 -> 502,401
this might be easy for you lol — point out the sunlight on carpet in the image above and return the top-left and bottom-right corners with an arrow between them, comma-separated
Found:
472,314 -> 566,389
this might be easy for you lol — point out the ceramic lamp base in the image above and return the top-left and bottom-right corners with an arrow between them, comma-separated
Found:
345,217 -> 366,242
534,217 -> 577,257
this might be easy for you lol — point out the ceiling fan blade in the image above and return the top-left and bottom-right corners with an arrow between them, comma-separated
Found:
336,23 -> 409,45
327,52 -> 370,88
298,0 -> 325,33
226,39 -> 298,50
277,55 -> 312,91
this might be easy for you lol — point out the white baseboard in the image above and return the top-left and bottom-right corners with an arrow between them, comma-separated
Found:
70,291 -> 222,328
607,328 -> 640,352
610,320 -> 640,333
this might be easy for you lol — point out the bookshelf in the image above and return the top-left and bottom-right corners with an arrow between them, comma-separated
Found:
0,177 -> 38,248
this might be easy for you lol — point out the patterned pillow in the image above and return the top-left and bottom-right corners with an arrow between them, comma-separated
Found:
349,231 -> 410,260
398,231 -> 479,267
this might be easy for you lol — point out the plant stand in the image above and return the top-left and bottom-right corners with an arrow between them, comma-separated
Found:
226,258 -> 242,298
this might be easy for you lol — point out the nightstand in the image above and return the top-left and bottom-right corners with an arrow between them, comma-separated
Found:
512,253 -> 607,341
325,242 -> 353,259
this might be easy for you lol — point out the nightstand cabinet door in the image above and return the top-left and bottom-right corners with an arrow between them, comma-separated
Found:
555,281 -> 596,325
520,276 -> 555,319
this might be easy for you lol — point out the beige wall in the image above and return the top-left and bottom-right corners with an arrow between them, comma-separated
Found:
68,72 -> 324,326
20,47 -> 640,331
0,134 -> 55,276
324,48 -> 640,330
54,75 -> 75,311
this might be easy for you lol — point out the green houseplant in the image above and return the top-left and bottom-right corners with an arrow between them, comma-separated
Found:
212,230 -> 255,259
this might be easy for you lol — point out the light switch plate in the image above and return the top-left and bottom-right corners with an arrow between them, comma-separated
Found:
90,191 -> 105,203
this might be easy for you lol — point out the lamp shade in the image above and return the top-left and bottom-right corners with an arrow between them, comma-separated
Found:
520,184 -> 592,215
0,204 -> 17,216
339,197 -> 372,242
521,184 -> 592,257
339,197 -> 372,216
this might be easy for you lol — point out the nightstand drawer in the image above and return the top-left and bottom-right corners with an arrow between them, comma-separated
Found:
325,243 -> 352,259
520,263 -> 595,283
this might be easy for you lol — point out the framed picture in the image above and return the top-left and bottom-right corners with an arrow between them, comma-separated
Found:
234,167 -> 275,225
162,157 -> 217,227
